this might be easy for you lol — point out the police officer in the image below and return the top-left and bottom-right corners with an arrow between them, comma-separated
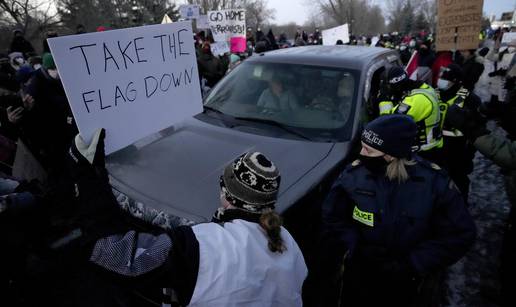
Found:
319,114 -> 476,307
378,67 -> 444,166
437,63 -> 481,200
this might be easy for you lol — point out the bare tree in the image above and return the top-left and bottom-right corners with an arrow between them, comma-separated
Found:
309,0 -> 385,35
0,0 -> 60,52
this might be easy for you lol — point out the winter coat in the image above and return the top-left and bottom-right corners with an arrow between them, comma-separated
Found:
20,68 -> 76,169
197,53 -> 225,88
461,55 -> 485,92
9,36 -> 35,56
320,156 -> 476,275
486,49 -> 515,100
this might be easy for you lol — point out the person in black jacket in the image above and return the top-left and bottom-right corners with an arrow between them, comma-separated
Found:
317,114 -> 476,307
9,29 -> 35,57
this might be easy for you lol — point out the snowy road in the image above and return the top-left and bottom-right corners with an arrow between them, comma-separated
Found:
446,123 -> 510,307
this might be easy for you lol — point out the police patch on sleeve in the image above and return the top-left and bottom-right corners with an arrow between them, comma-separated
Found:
353,206 -> 374,227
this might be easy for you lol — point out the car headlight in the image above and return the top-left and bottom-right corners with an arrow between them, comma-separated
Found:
111,187 -> 196,229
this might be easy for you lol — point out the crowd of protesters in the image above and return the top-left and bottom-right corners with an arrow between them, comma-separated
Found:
1,18 -> 516,307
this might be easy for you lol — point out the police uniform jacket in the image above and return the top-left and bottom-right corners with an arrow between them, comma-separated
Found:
321,156 -> 476,275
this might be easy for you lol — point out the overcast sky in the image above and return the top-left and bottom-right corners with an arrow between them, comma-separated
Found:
267,0 -> 516,26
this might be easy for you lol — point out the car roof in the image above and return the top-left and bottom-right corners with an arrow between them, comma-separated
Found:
247,45 -> 397,70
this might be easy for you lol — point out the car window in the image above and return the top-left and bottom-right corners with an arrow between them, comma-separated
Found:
204,61 -> 359,141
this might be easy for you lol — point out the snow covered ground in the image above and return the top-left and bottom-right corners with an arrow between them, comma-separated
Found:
445,123 -> 510,307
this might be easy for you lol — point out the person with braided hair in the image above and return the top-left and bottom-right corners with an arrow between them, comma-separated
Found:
60,128 -> 307,306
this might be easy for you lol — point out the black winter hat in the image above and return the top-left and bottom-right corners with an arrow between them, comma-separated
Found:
441,63 -> 463,83
220,152 -> 281,213
361,114 -> 417,158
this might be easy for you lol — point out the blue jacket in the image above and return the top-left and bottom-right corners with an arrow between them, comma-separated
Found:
321,157 -> 476,275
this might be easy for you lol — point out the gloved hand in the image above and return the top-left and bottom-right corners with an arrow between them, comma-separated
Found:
488,68 -> 507,77
59,129 -> 131,253
445,104 -> 490,141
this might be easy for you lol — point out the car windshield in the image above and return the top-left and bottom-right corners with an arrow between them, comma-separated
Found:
203,61 -> 360,141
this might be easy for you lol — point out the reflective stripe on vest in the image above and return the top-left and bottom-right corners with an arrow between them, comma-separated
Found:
379,101 -> 394,115
407,86 -> 442,151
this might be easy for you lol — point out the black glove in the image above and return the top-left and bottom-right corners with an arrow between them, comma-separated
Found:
488,68 -> 507,77
445,104 -> 490,141
58,129 -> 131,253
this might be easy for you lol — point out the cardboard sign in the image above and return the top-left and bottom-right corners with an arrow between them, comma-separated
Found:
179,5 -> 200,19
436,0 -> 484,51
502,32 -> 516,44
208,9 -> 246,43
210,41 -> 230,56
196,15 -> 210,29
322,24 -> 349,46
48,22 -> 203,154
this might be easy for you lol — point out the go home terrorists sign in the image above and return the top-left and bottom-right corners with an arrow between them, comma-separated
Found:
48,22 -> 202,154
437,0 -> 484,51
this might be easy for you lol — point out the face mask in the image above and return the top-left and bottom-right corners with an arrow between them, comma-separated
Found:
509,47 -> 516,53
409,40 -> 416,48
47,69 -> 59,79
400,45 -> 407,51
359,154 -> 389,174
437,78 -> 453,90
33,64 -> 41,70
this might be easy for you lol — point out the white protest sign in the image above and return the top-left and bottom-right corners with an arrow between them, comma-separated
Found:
48,22 -> 203,154
322,24 -> 349,46
196,15 -> 210,29
370,36 -> 379,47
179,5 -> 200,19
502,32 -> 516,44
210,41 -> 230,56
208,9 -> 246,43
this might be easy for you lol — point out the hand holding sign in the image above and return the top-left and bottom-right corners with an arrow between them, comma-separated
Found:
48,22 -> 203,154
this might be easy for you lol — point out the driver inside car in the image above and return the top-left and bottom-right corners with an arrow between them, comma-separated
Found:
306,74 -> 354,120
257,73 -> 300,111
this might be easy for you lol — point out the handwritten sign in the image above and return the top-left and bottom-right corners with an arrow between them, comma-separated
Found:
196,15 -> 210,29
322,24 -> 349,46
179,5 -> 200,19
48,22 -> 203,154
437,0 -> 484,51
208,9 -> 246,52
211,41 -> 230,56
502,32 -> 516,44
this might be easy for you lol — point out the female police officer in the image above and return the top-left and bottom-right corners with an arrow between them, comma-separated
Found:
319,114 -> 476,307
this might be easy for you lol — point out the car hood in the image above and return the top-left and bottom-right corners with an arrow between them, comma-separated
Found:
106,117 -> 335,222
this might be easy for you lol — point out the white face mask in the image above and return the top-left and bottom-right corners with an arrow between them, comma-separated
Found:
400,45 -> 407,51
409,40 -> 416,48
508,47 -> 516,53
47,69 -> 59,79
437,78 -> 453,91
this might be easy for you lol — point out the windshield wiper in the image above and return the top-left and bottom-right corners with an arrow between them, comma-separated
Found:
233,116 -> 313,141
203,105 -> 224,114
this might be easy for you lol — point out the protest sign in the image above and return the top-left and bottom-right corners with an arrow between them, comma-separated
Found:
179,5 -> 200,19
322,24 -> 349,46
502,32 -> 516,44
208,9 -> 246,52
48,22 -> 203,154
370,36 -> 379,47
436,0 -> 484,51
211,41 -> 230,56
196,15 -> 210,29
